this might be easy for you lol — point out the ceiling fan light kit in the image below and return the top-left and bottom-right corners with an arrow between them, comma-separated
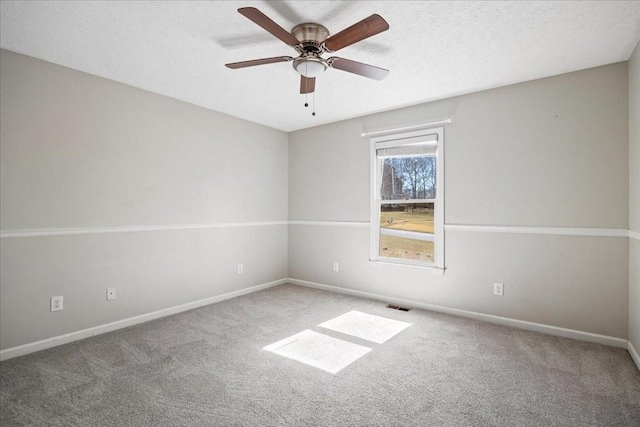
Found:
293,55 -> 327,78
225,6 -> 390,104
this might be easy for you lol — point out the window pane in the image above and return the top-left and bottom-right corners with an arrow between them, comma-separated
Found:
380,156 -> 436,200
379,203 -> 434,262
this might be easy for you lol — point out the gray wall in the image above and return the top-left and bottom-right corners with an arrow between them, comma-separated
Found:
1,47 -> 634,353
0,50 -> 288,350
289,62 -> 630,339
630,41 -> 640,353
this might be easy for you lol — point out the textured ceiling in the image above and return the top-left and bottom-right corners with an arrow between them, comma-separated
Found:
1,1 -> 640,132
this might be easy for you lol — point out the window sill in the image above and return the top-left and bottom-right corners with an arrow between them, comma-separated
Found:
369,258 -> 446,275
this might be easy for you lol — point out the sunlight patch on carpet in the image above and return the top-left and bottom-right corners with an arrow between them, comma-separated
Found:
319,310 -> 411,344
263,330 -> 371,374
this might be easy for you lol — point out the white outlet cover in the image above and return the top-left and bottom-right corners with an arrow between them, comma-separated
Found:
333,263 -> 339,272
107,288 -> 117,300
50,296 -> 63,312
494,283 -> 504,296
237,264 -> 243,274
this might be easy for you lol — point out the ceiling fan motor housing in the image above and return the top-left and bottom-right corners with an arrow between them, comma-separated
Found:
292,23 -> 330,53
291,23 -> 331,77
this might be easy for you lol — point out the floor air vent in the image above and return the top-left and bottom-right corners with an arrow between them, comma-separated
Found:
386,304 -> 411,312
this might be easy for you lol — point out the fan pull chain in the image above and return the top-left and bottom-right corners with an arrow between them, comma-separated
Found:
304,61 -> 309,108
312,92 -> 316,116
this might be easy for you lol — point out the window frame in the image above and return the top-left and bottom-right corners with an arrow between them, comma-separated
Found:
369,127 -> 445,270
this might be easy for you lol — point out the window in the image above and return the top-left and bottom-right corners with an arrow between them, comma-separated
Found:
370,127 -> 444,269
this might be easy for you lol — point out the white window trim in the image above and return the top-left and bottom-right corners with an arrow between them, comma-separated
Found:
369,127 -> 445,271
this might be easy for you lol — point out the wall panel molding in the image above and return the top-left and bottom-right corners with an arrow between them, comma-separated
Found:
1,221 -> 633,239
0,221 -> 288,239
290,221 -> 629,238
288,220 -> 369,228
444,224 -> 629,238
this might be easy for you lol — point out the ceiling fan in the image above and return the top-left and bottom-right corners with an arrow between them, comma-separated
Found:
225,7 -> 390,96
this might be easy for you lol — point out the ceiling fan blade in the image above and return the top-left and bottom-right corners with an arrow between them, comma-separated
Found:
238,7 -> 300,47
300,76 -> 316,94
323,14 -> 389,52
225,56 -> 293,69
328,57 -> 389,80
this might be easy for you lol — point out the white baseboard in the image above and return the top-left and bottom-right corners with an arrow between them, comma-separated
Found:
0,278 -> 287,361
3,277 -> 635,367
288,278 -> 628,349
629,341 -> 640,371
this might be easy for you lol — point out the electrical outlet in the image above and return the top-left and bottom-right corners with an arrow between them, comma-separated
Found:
494,283 -> 504,296
51,296 -> 63,312
333,262 -> 339,272
107,288 -> 116,301
237,264 -> 243,274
